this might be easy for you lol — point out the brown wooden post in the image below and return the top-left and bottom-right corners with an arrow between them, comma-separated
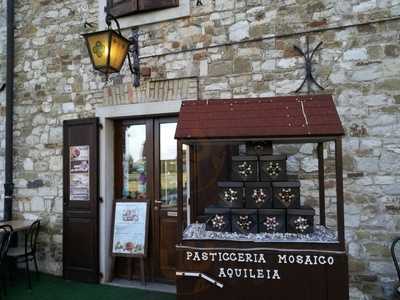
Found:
140,257 -> 146,286
335,137 -> 345,250
317,142 -> 326,226
109,257 -> 115,282
128,258 -> 133,280
177,140 -> 184,244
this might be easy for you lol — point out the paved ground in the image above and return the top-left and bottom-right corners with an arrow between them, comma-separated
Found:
5,273 -> 176,300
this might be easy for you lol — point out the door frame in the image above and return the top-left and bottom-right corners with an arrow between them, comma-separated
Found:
96,100 -> 182,283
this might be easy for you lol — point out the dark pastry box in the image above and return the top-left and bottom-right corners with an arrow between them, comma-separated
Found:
244,182 -> 272,209
231,209 -> 258,234
258,209 -> 286,234
259,155 -> 287,181
204,207 -> 231,232
245,141 -> 272,156
272,180 -> 301,209
217,181 -> 244,208
231,156 -> 258,181
287,207 -> 315,234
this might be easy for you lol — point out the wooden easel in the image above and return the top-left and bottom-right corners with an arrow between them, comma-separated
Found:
110,256 -> 146,285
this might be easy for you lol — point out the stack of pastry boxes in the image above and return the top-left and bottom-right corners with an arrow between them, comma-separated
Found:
204,144 -> 315,235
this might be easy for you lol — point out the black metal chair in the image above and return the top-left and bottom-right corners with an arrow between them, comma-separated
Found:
391,237 -> 400,297
0,225 -> 13,299
7,220 -> 40,290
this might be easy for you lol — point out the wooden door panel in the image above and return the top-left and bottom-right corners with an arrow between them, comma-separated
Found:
159,216 -> 177,280
64,217 -> 96,269
63,118 -> 99,284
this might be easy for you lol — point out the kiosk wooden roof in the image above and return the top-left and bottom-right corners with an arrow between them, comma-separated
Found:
175,94 -> 344,142
175,94 -> 346,252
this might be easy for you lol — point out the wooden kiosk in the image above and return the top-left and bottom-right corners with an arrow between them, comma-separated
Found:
174,95 -> 349,300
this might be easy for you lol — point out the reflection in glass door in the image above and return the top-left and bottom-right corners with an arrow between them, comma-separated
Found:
159,123 -> 188,210
122,124 -> 148,200
160,122 -> 177,209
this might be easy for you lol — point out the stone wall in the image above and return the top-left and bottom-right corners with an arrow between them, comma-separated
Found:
6,0 -> 400,298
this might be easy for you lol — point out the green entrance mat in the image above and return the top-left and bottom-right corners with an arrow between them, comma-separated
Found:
6,274 -> 176,300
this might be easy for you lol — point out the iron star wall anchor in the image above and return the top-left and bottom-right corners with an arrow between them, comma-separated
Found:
293,36 -> 324,94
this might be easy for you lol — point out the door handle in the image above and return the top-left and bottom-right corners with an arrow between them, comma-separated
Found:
154,200 -> 162,204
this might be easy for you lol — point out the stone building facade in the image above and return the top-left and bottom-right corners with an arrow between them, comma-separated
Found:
1,0 -> 400,299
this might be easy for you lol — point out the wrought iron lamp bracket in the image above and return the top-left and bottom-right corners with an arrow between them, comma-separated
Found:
293,36 -> 324,94
128,28 -> 140,87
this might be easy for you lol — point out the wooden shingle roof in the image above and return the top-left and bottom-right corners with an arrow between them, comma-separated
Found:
175,94 -> 344,140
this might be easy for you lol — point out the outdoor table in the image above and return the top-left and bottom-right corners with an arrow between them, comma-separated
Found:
0,219 -> 38,250
0,220 -> 35,232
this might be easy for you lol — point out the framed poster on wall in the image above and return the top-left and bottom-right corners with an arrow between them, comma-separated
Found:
111,199 -> 149,258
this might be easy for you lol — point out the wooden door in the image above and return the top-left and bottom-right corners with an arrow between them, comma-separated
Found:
63,118 -> 100,283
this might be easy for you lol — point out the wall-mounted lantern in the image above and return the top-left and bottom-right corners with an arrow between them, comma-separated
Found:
82,13 -> 140,87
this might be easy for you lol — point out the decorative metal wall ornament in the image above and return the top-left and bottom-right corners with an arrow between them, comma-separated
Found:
293,36 -> 324,94
84,22 -> 94,29
129,28 -> 140,87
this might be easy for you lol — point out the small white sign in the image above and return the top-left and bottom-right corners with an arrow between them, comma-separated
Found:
112,202 -> 148,256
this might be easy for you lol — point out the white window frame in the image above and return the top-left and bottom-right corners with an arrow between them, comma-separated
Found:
98,0 -> 191,29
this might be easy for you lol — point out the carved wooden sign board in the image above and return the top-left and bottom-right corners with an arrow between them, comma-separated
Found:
176,247 -> 348,300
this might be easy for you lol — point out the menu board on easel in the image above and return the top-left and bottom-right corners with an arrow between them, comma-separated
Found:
111,200 -> 149,258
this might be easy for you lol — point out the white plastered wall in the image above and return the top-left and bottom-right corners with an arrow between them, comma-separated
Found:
96,100 -> 182,283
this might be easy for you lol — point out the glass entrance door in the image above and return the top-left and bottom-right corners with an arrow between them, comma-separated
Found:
114,116 -> 186,282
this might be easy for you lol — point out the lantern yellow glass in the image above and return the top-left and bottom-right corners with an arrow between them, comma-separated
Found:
82,30 -> 130,75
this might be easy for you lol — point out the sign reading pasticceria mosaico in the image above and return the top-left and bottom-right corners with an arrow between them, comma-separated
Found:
185,250 -> 335,280
176,247 -> 348,300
